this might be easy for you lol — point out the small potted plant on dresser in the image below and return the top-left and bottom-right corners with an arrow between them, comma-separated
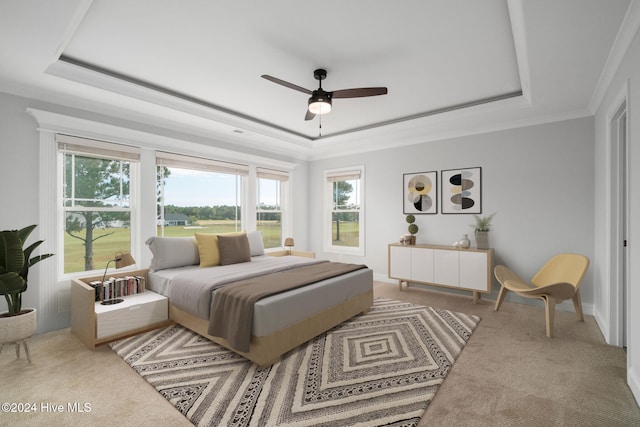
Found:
472,213 -> 496,249
0,225 -> 53,362
405,215 -> 419,245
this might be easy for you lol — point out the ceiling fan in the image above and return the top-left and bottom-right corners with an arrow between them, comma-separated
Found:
261,69 -> 388,121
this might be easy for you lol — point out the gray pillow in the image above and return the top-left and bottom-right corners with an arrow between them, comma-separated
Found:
247,230 -> 265,256
145,236 -> 200,271
218,234 -> 251,266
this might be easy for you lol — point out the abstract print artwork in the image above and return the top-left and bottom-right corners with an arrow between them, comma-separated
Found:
441,167 -> 482,214
404,171 -> 437,214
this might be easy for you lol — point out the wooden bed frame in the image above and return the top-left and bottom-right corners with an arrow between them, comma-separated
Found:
169,289 -> 374,366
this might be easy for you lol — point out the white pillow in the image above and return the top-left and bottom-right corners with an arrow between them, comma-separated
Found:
246,230 -> 265,256
145,236 -> 200,271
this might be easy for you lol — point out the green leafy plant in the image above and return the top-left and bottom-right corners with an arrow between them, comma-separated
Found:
0,225 -> 54,316
472,213 -> 496,232
406,215 -> 418,235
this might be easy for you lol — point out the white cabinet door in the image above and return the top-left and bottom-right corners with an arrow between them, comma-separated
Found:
434,249 -> 459,286
411,247 -> 434,283
389,244 -> 492,296
459,251 -> 489,291
389,245 -> 411,280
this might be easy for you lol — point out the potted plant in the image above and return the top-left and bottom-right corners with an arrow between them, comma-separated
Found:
472,213 -> 496,249
406,214 -> 418,245
0,225 -> 53,353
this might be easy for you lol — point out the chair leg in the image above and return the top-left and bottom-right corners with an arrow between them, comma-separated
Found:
572,290 -> 584,322
544,296 -> 557,338
494,286 -> 508,311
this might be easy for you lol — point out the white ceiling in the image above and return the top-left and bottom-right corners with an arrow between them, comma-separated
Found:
0,0 -> 635,160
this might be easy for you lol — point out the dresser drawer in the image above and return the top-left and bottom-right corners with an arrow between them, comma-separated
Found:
95,292 -> 168,339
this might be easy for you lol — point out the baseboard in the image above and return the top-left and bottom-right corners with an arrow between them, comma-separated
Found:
593,309 -> 611,344
373,272 -> 595,316
628,365 -> 640,407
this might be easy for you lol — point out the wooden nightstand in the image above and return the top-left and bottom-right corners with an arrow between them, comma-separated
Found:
267,250 -> 316,258
70,268 -> 172,349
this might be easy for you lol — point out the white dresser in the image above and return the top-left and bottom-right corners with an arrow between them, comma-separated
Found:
388,243 -> 494,303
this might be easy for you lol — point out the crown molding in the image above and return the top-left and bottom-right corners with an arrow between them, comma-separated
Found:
589,0 -> 640,113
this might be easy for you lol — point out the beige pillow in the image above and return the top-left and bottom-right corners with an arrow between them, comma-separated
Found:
194,233 -> 220,267
218,234 -> 251,266
195,231 -> 245,267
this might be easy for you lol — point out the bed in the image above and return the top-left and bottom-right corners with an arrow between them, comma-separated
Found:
145,232 -> 374,366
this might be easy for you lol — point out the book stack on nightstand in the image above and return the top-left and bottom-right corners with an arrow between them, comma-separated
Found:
70,268 -> 171,349
88,274 -> 146,301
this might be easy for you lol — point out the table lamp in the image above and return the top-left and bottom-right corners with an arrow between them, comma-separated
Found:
284,237 -> 294,255
100,251 -> 136,305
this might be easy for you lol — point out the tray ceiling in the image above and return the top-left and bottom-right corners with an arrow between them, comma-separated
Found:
0,0 -> 633,159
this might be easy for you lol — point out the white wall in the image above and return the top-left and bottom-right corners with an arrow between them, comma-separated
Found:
594,22 -> 640,403
0,94 -> 42,312
308,117 -> 596,309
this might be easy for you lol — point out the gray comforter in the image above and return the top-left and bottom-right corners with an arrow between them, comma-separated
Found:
168,255 -> 325,319
208,262 -> 368,352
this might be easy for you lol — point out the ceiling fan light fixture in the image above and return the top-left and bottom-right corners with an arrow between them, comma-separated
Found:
308,94 -> 332,115
262,68 -> 387,121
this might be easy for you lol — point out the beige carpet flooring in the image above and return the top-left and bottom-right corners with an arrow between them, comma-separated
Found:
2,281 -> 639,427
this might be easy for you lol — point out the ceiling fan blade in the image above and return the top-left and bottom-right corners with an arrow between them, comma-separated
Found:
305,109 -> 316,121
261,75 -> 312,95
331,87 -> 388,98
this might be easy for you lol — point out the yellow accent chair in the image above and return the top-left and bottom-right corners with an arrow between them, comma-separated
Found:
494,253 -> 590,337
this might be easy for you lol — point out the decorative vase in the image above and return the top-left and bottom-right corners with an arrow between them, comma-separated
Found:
459,234 -> 470,249
475,231 -> 490,249
0,308 -> 37,344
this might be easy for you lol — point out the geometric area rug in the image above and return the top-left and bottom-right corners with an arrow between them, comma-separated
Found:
110,299 -> 480,427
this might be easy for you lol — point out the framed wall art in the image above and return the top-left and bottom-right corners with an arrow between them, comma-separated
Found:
403,171 -> 437,214
441,167 -> 482,214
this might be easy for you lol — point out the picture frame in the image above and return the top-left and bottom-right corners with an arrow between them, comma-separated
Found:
403,171 -> 437,214
441,167 -> 482,214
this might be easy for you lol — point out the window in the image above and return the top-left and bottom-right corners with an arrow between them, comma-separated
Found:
256,168 -> 289,249
59,135 -> 139,274
156,152 -> 248,238
325,167 -> 364,255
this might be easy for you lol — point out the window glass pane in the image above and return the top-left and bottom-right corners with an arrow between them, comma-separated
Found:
64,211 -> 131,274
62,153 -> 132,274
257,212 -> 282,249
332,212 -> 359,247
257,177 -> 282,249
157,165 -> 242,237
332,179 -> 359,210
64,154 -> 130,208
258,178 -> 280,209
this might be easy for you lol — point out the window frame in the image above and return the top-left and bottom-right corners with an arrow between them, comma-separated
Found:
324,166 -> 365,256
32,107 -> 298,331
256,168 -> 290,249
57,134 -> 140,278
